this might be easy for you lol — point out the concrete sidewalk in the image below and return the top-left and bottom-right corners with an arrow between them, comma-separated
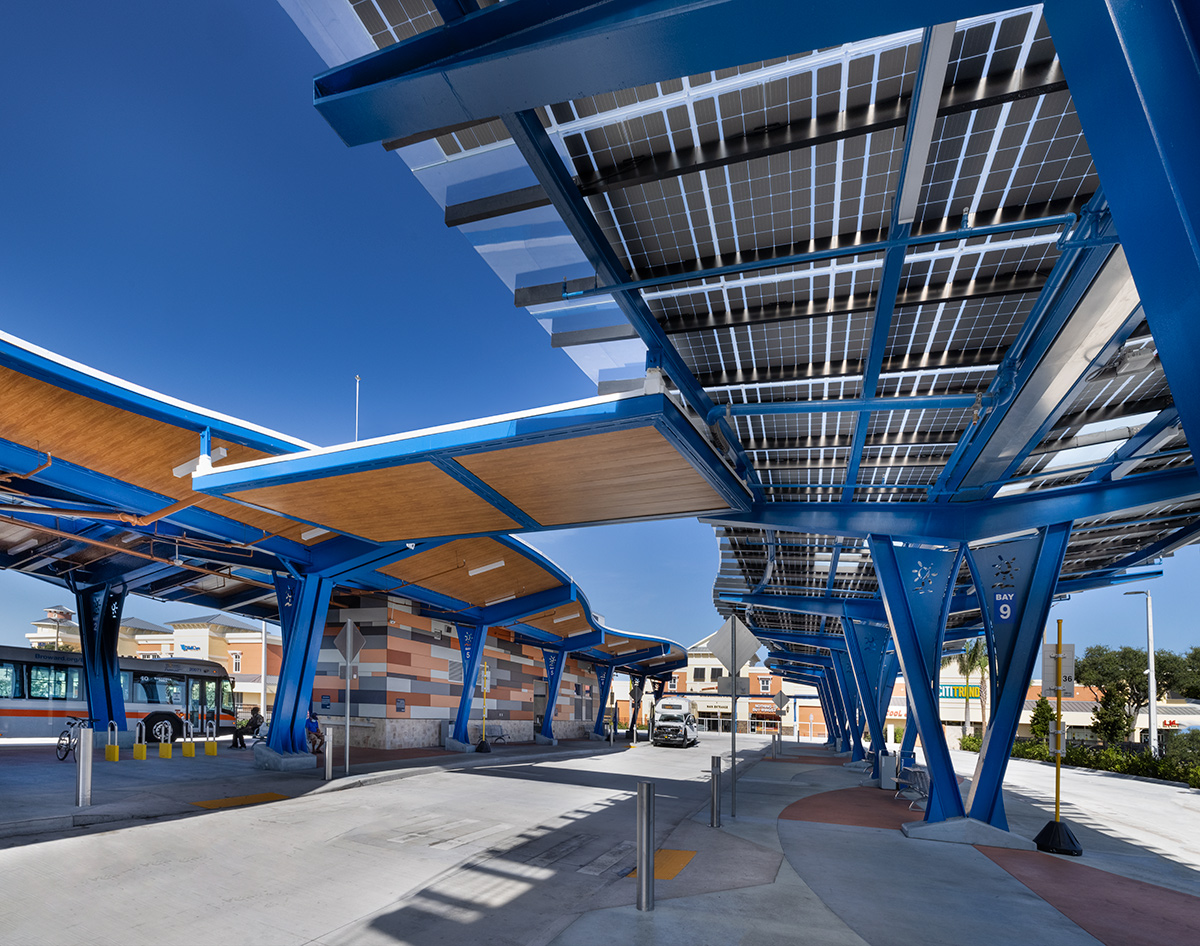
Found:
0,735 -> 1196,946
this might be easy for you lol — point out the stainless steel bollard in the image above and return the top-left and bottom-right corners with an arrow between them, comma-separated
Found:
75,722 -> 93,807
710,756 -> 721,828
636,781 -> 655,911
324,727 -> 334,780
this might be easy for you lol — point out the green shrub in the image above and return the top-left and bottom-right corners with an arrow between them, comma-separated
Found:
1164,730 -> 1200,767
1011,740 -> 1051,762
960,734 -> 982,752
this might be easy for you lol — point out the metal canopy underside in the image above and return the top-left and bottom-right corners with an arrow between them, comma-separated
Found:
308,0 -> 1200,661
192,392 -> 748,543
0,333 -> 684,676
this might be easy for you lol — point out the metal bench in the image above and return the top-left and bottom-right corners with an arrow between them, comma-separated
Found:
895,764 -> 929,810
486,725 -> 508,745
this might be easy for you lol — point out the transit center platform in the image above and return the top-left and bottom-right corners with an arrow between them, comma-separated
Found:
0,733 -> 1195,946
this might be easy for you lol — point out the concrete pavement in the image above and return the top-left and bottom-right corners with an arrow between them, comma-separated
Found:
0,733 -> 1196,945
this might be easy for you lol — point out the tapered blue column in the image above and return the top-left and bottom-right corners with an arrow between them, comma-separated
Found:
964,523 -> 1072,829
628,675 -> 645,732
593,662 -> 614,736
830,649 -> 864,761
72,582 -> 128,730
451,624 -> 487,744
650,677 -> 667,704
878,649 -> 900,736
869,536 -> 966,822
268,572 -> 336,754
539,646 -> 567,740
843,619 -> 891,776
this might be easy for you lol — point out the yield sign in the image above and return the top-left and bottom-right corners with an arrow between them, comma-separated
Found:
708,615 -> 759,676
334,620 -> 365,663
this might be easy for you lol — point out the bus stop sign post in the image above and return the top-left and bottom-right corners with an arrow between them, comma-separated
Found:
75,721 -> 93,807
334,620 -> 365,776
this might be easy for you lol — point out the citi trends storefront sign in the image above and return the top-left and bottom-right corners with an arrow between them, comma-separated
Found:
939,684 -> 980,700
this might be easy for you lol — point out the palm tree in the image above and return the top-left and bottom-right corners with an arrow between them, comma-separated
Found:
942,638 -> 990,738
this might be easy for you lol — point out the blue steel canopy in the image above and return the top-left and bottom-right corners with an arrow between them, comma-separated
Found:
300,0 -> 1198,645
0,330 -> 684,679
291,0 -> 1200,824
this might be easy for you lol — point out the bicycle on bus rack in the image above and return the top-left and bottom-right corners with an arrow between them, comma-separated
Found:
56,716 -> 95,761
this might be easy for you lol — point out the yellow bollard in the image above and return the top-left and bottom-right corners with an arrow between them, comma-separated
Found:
133,721 -> 146,760
204,719 -> 218,755
105,721 -> 119,762
182,741 -> 195,757
159,740 -> 172,759
182,720 -> 195,757
133,743 -> 147,760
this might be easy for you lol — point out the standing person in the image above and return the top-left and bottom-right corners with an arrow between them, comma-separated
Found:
305,711 -> 325,754
231,705 -> 264,749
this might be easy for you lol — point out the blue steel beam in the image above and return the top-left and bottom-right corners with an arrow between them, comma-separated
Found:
539,647 -> 568,740
593,663 -> 614,736
829,649 -> 865,760
1045,1 -> 1200,458
312,0 -> 1012,146
704,466 -> 1200,543
706,394 -> 984,425
266,572 -> 335,755
842,618 -> 892,776
452,624 -> 487,744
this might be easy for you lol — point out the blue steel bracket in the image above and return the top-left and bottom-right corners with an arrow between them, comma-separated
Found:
266,572 -> 336,755
829,650 -> 863,760
963,522 -> 1072,830
70,581 -> 129,730
539,647 -> 568,740
593,662 -> 614,736
868,536 -> 966,822
453,624 -> 488,744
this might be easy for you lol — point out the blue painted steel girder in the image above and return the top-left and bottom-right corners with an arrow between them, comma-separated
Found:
267,572 -> 335,755
704,466 -> 1200,543
1045,1 -> 1200,458
539,647 -> 568,739
593,662 -> 614,736
452,624 -> 487,744
71,582 -> 128,731
313,0 -> 1011,146
841,618 -> 892,776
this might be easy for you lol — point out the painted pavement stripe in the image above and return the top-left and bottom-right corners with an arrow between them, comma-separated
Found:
627,849 -> 696,880
191,792 -> 289,810
526,833 -> 598,867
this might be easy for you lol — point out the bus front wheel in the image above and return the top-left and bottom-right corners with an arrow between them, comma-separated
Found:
146,715 -> 180,743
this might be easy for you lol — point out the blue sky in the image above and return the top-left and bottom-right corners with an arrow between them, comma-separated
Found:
0,3 -> 1193,660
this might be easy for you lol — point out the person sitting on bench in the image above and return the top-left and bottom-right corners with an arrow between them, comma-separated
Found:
231,706 -> 263,749
306,711 -> 326,754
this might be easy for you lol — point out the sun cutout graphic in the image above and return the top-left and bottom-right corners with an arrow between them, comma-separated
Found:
912,560 -> 939,594
991,552 -> 1019,589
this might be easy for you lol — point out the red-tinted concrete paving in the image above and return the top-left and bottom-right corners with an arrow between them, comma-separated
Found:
780,785 -> 918,830
980,845 -> 1200,946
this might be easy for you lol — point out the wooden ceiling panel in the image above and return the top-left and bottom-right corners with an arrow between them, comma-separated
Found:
376,537 -> 561,606
457,426 -> 728,525
520,608 -> 589,636
231,465 -> 519,543
0,367 -> 324,545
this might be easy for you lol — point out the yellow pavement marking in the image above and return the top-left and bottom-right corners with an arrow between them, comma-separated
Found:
627,849 -> 695,880
191,792 -> 290,810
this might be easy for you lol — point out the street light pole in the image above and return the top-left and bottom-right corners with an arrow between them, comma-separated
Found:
1124,590 -> 1157,757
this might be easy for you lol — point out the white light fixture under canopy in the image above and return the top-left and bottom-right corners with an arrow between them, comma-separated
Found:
553,611 -> 581,624
469,559 -> 505,577
484,594 -> 515,607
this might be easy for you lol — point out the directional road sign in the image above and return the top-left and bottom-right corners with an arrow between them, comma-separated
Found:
334,619 -> 365,663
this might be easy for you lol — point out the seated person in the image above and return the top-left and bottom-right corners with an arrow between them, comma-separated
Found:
231,706 -> 264,749
305,711 -> 325,754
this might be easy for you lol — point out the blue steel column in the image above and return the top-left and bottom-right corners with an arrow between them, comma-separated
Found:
878,649 -> 900,737
628,675 -> 646,732
267,572 -> 335,755
650,677 -> 667,705
819,671 -> 848,752
842,619 -> 891,776
593,662 -> 614,736
452,624 -> 487,744
963,523 -> 1072,830
1046,1 -> 1200,455
868,536 -> 966,822
899,698 -> 918,768
72,582 -> 128,730
539,647 -> 567,740
830,650 -> 864,761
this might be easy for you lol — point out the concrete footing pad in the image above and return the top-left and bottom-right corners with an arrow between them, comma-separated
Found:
901,815 -> 1036,850
444,737 -> 474,753
252,744 -> 318,771
535,733 -> 558,746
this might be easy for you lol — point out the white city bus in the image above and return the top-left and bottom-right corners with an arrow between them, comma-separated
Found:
0,644 -> 236,742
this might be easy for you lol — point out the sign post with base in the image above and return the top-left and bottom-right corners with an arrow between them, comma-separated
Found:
1033,619 -> 1083,856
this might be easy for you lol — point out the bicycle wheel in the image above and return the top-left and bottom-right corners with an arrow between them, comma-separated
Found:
56,729 -> 72,761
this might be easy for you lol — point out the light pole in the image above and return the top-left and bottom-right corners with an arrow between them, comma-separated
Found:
1123,590 -> 1157,757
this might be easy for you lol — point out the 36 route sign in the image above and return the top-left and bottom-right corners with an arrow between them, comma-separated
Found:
1041,644 -> 1075,698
